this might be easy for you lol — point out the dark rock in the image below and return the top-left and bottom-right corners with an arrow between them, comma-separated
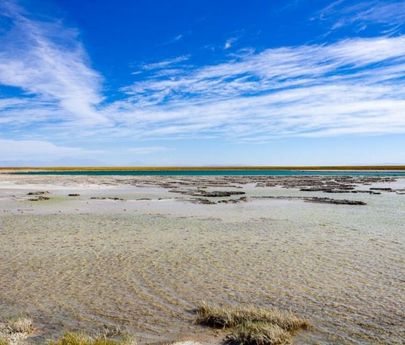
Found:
191,190 -> 246,197
353,190 -> 381,195
27,191 -> 49,196
193,198 -> 216,205
90,196 -> 124,201
252,195 -> 366,205
305,197 -> 366,205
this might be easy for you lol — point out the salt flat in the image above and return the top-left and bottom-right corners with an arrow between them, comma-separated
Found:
0,174 -> 404,345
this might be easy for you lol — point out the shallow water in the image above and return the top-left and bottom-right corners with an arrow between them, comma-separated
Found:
0,176 -> 404,345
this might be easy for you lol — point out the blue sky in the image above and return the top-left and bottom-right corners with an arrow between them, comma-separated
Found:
0,0 -> 405,166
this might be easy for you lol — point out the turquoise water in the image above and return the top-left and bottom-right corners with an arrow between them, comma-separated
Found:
12,169 -> 405,176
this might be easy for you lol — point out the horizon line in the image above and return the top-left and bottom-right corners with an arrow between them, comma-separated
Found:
1,165 -> 405,171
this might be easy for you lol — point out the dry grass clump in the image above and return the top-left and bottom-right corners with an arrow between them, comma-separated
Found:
50,332 -> 136,345
0,337 -> 10,345
7,318 -> 34,334
225,322 -> 292,345
195,302 -> 310,332
0,316 -> 34,345
97,325 -> 123,339
195,303 -> 310,345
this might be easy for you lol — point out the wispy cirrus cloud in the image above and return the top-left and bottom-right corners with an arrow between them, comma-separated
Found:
0,0 -> 107,125
316,0 -> 405,34
136,55 -> 190,72
111,35 -> 405,140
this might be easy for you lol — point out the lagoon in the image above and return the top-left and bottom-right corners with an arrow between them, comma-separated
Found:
12,169 -> 405,177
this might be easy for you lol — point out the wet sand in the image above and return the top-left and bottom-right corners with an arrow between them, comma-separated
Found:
0,174 -> 404,345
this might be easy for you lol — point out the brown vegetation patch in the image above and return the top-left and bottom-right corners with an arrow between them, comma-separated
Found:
196,303 -> 310,332
225,322 -> 292,345
50,332 -> 135,345
195,303 -> 310,345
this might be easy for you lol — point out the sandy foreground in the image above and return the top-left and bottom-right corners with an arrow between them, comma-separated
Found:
0,174 -> 404,345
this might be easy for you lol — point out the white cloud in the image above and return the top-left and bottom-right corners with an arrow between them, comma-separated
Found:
0,0 -> 107,125
224,37 -> 237,49
0,138 -> 95,160
173,34 -> 183,41
161,33 -> 186,46
136,55 -> 190,72
0,138 -> 172,166
127,146 -> 171,154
